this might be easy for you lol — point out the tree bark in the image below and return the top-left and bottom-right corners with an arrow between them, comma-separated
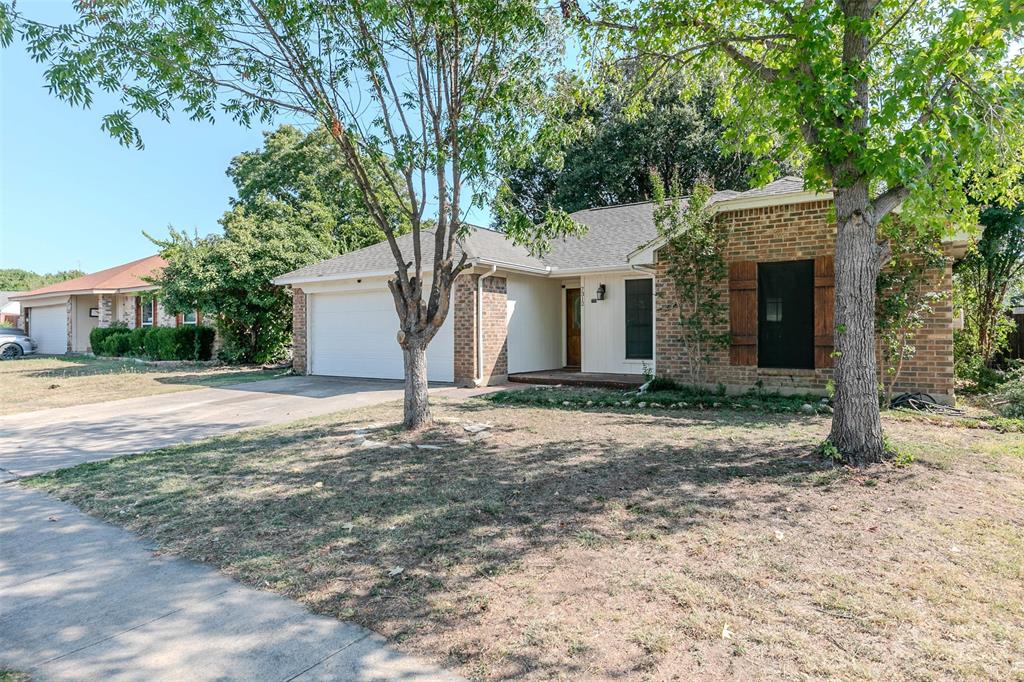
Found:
829,185 -> 887,465
402,337 -> 431,430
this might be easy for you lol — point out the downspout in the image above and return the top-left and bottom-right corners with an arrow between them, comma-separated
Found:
475,264 -> 498,386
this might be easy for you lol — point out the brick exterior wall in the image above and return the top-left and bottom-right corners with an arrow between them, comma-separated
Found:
655,200 -> 955,401
453,273 -> 508,386
292,287 -> 307,375
98,294 -> 114,328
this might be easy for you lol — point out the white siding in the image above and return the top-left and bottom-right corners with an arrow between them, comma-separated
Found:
580,272 -> 655,375
506,274 -> 562,373
309,285 -> 454,382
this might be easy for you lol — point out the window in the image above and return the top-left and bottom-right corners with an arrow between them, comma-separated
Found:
624,278 -> 653,360
140,299 -> 154,327
182,310 -> 198,325
757,260 -> 814,369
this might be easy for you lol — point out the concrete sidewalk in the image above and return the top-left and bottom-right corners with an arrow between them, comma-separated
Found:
0,486 -> 460,681
0,375 -> 482,680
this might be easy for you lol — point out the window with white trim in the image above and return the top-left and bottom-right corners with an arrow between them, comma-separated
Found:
141,299 -> 154,327
182,310 -> 198,325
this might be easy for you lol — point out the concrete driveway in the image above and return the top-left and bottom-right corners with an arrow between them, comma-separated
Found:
0,375 -> 464,481
1,375 -> 470,681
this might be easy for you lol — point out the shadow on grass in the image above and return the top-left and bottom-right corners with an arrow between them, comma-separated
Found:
26,406 -> 857,678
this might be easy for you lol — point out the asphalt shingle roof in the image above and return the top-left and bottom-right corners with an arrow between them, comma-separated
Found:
277,227 -> 546,282
12,255 -> 166,299
277,176 -> 810,281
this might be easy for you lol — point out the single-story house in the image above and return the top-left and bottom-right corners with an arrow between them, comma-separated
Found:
11,255 -> 201,355
0,292 -> 21,327
274,177 -> 963,402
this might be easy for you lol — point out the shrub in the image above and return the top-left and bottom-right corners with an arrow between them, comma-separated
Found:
134,325 -> 216,360
176,325 -> 216,361
143,327 -> 164,358
100,331 -> 131,357
128,327 -> 151,356
995,369 -> 1024,419
646,375 -> 681,392
89,322 -> 128,354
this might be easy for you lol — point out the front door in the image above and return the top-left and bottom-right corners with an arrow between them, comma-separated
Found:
566,288 -> 581,368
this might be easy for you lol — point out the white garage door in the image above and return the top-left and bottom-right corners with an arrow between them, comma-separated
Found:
30,304 -> 68,355
309,289 -> 454,382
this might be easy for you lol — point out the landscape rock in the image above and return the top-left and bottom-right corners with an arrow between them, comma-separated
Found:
800,403 -> 816,414
463,422 -> 492,434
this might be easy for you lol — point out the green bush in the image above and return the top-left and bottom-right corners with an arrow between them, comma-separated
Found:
91,322 -> 215,360
100,332 -> 131,357
646,375 -> 682,392
128,327 -> 151,356
995,367 -> 1024,418
144,327 -> 170,359
176,325 -> 216,361
89,322 -> 128,354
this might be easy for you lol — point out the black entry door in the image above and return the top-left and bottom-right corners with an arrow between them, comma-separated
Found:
758,260 -> 814,369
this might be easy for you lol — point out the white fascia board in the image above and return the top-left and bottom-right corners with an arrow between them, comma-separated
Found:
10,291 -> 79,303
112,285 -> 158,294
14,293 -> 71,307
273,268 -> 412,286
548,265 -> 647,276
473,258 -> 551,275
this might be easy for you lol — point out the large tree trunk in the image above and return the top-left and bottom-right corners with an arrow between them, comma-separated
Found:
829,185 -> 886,465
402,338 -> 431,430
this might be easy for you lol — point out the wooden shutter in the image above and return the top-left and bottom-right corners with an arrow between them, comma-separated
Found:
135,297 -> 141,328
152,298 -> 158,327
814,255 -> 835,368
729,261 -> 757,365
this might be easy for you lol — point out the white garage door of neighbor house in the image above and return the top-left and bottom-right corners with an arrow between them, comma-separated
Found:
309,290 -> 454,382
30,304 -> 68,355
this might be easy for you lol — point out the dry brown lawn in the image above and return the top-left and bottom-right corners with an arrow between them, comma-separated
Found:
28,397 -> 1024,680
1,356 -> 284,415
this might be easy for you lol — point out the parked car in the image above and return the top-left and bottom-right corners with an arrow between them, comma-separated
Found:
0,328 -> 36,360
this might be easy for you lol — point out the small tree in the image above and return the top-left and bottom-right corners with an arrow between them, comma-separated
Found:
651,173 -> 729,387
2,0 -> 579,429
954,201 -> 1024,371
151,213 -> 336,364
151,125 -> 398,363
875,219 -> 947,404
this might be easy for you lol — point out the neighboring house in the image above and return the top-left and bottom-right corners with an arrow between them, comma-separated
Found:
11,255 -> 201,355
0,292 -> 21,327
275,177 -> 964,403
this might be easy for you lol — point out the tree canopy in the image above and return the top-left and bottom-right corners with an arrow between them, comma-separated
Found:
227,125 -> 400,253
0,268 -> 85,291
496,81 -> 772,224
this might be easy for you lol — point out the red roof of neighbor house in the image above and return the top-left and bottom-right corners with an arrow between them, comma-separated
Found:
12,255 -> 167,300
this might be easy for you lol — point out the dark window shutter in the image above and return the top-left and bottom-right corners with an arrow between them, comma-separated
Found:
153,298 -> 158,328
135,297 -> 141,328
814,255 -> 835,368
729,261 -> 757,365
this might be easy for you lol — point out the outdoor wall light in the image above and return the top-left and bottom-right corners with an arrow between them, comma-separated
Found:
595,284 -> 606,301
